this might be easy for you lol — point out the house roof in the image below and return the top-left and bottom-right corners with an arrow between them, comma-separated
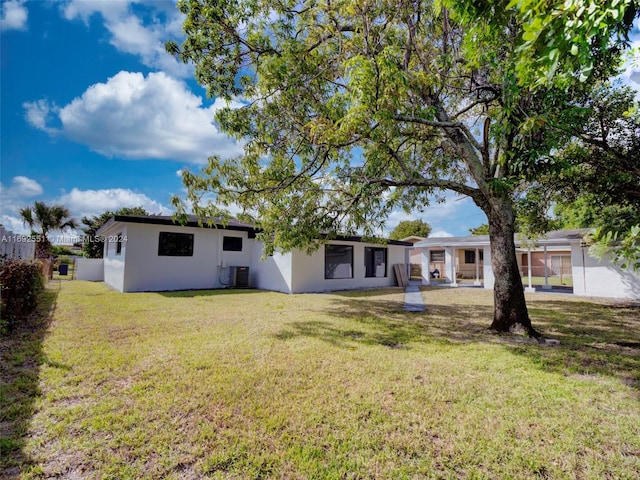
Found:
413,228 -> 591,249
401,235 -> 426,244
98,214 -> 258,238
97,215 -> 413,246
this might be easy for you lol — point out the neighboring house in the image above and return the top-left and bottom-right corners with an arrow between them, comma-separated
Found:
93,215 -> 411,293
414,229 -> 640,300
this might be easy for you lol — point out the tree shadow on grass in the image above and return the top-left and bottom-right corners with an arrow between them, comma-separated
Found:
517,298 -> 640,389
0,283 -> 61,478
273,292 -> 496,350
273,289 -> 640,392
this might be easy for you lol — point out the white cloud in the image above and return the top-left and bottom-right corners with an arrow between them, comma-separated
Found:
57,187 -> 170,220
0,214 -> 30,235
430,230 -> 454,238
61,0 -> 190,77
0,176 -> 45,235
0,179 -> 171,240
0,0 -> 28,31
23,99 -> 59,133
25,71 -> 244,163
0,176 -> 44,211
9,176 -> 44,197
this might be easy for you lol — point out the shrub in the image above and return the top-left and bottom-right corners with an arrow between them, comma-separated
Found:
51,245 -> 76,256
0,257 -> 45,333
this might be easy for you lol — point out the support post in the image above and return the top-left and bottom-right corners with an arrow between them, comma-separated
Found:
525,248 -> 535,293
542,246 -> 551,289
474,247 -> 481,286
451,247 -> 458,287
421,248 -> 430,286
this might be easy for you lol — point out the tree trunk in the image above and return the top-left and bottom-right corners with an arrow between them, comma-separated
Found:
35,238 -> 51,259
486,197 -> 540,338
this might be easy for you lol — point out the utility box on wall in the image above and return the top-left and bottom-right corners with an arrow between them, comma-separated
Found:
230,266 -> 250,287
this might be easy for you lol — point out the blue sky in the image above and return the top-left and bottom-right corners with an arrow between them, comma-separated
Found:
1,1 -> 639,241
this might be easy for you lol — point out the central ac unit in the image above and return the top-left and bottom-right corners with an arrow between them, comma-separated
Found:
229,266 -> 250,288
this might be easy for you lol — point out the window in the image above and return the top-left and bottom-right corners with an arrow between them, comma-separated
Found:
325,245 -> 353,279
116,232 -> 123,255
550,254 -> 571,276
223,236 -> 242,251
365,247 -> 387,278
464,250 -> 475,264
158,232 -> 194,256
430,250 -> 445,262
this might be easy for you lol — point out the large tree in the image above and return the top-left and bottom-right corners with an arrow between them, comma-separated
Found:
168,0 -> 627,336
389,220 -> 431,241
19,201 -> 78,259
81,207 -> 149,258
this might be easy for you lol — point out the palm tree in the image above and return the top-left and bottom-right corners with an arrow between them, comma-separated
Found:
19,201 -> 78,258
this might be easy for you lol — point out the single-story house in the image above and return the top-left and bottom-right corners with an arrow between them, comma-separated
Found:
92,215 -> 412,293
414,229 -> 640,300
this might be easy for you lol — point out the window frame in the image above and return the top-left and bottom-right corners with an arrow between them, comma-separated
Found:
364,247 -> 388,278
115,232 -> 123,256
430,250 -> 445,263
324,244 -> 354,279
158,231 -> 194,257
464,250 -> 475,264
222,236 -> 243,252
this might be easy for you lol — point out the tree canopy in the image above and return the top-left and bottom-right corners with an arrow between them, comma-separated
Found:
469,224 -> 490,236
448,0 -> 639,87
81,207 -> 149,258
517,83 -> 640,268
389,220 -> 431,240
19,201 -> 77,258
168,0 -> 632,335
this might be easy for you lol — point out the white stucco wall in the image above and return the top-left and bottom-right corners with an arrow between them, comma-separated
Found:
76,258 -> 104,281
110,223 -> 253,292
99,223 -> 254,292
571,242 -> 640,300
98,220 -> 413,294
250,243 -> 294,293
289,241 -> 407,293
482,246 -> 494,289
102,225 -> 127,292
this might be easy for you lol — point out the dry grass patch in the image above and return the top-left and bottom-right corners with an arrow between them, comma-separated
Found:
2,281 -> 639,479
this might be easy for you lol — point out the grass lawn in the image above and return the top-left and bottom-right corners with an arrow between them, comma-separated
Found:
1,281 -> 639,479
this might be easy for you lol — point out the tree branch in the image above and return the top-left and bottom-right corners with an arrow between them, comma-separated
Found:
363,176 -> 488,209
453,95 -> 499,119
392,114 -> 484,153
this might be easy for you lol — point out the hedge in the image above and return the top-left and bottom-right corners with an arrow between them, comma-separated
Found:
0,257 -> 45,333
